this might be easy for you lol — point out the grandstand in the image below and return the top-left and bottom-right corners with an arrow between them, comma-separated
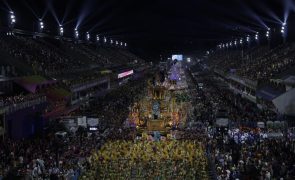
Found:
0,0 -> 295,179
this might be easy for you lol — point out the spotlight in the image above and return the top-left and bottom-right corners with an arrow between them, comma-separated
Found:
74,28 -> 79,39
281,23 -> 286,35
59,25 -> 64,36
9,11 -> 16,27
255,32 -> 259,40
266,30 -> 270,38
86,32 -> 90,41
39,19 -> 44,32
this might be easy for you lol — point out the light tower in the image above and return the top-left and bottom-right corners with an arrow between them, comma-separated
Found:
86,32 -> 90,41
39,19 -> 44,32
9,11 -> 16,28
96,34 -> 99,42
74,28 -> 79,39
59,25 -> 64,36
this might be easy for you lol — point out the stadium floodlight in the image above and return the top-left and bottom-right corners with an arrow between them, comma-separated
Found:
255,32 -> 259,40
39,19 -> 44,32
74,28 -> 79,39
246,35 -> 250,42
9,11 -> 16,27
281,23 -> 286,34
59,25 -> 64,36
86,32 -> 90,41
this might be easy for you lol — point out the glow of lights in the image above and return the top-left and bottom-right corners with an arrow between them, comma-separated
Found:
120,42 -> 123,46
111,39 -> 113,44
125,43 -> 127,47
116,41 -> 118,45
240,38 -> 243,44
266,30 -> 270,38
229,42 -> 232,46
86,32 -> 90,40
59,25 -> 64,36
9,11 -> 16,26
104,37 -> 107,43
75,28 -> 79,39
234,40 -> 237,45
96,35 -> 99,41
187,57 -> 191,62
255,32 -> 259,40
118,70 -> 134,79
39,20 -> 44,31
281,23 -> 286,34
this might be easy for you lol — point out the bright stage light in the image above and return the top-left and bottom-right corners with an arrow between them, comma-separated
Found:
9,11 -> 16,27
255,32 -> 259,40
74,28 -> 79,39
39,20 -> 44,32
86,32 -> 90,40
240,38 -> 243,44
281,23 -> 286,35
59,25 -> 64,36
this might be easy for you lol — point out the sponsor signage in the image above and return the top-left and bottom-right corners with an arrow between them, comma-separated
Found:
118,70 -> 134,79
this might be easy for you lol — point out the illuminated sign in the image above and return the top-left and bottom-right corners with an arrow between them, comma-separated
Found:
118,70 -> 134,79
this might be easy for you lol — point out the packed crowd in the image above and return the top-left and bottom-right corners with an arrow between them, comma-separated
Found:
208,43 -> 295,82
189,68 -> 295,180
0,35 -> 143,77
82,134 -> 208,179
0,93 -> 45,108
0,75 -> 150,179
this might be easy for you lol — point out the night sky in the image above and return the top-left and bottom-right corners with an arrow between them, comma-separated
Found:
1,0 -> 294,60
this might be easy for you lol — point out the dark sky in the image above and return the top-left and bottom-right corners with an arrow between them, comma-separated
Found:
0,0 -> 293,59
